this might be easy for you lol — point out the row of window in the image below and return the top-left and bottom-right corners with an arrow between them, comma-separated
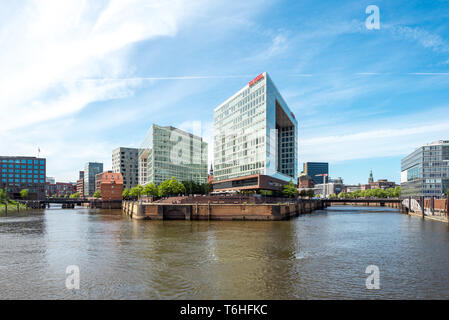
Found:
1,164 -> 44,169
2,174 -> 44,178
1,159 -> 44,164
1,179 -> 45,183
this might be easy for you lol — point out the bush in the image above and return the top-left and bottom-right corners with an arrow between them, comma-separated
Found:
93,191 -> 101,198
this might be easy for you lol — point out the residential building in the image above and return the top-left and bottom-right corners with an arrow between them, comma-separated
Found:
46,177 -> 55,185
138,124 -> 208,186
303,162 -> 329,185
314,182 -> 345,197
361,170 -> 396,190
95,171 -> 123,200
76,179 -> 84,197
345,185 -> 361,193
46,182 -> 76,197
0,156 -> 46,199
401,140 -> 449,197
84,162 -> 103,197
212,72 -> 297,193
112,147 -> 140,190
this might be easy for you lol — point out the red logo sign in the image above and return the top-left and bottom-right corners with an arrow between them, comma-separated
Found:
249,73 -> 264,87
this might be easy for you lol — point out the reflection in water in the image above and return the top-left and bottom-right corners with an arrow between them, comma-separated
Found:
0,206 -> 448,299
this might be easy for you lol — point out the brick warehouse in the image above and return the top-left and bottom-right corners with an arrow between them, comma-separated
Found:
95,171 -> 123,200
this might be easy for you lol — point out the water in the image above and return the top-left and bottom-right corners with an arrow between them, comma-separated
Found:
0,205 -> 448,299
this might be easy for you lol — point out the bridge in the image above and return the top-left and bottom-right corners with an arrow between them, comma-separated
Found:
323,198 -> 401,204
20,198 -> 122,209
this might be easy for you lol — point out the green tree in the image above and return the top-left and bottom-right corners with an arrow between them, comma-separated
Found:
93,190 -> 101,198
307,189 -> 315,198
0,187 -> 8,203
129,185 -> 144,198
122,188 -> 129,199
69,192 -> 80,199
142,183 -> 158,197
328,193 -> 337,199
282,181 -> 298,198
158,177 -> 185,197
20,189 -> 29,199
393,186 -> 401,198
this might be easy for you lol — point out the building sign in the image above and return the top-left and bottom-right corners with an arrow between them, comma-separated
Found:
249,73 -> 264,87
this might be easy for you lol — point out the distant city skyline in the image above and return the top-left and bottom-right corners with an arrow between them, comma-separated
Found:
1,1 -> 449,185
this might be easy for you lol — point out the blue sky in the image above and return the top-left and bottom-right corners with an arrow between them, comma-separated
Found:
1,0 -> 449,184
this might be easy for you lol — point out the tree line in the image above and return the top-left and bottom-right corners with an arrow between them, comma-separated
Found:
122,177 -> 212,199
336,186 -> 401,199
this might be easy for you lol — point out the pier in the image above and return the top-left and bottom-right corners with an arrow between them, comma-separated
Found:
123,199 -> 327,220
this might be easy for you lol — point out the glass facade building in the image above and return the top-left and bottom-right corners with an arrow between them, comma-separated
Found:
138,124 -> 208,186
0,156 -> 46,199
213,72 -> 298,188
84,162 -> 103,197
303,162 -> 329,185
401,140 -> 449,197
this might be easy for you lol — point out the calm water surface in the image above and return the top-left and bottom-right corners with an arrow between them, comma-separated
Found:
0,205 -> 448,299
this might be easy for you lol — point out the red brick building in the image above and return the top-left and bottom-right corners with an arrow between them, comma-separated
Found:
95,171 -> 123,200
46,182 -> 76,197
361,179 -> 396,190
298,175 -> 315,189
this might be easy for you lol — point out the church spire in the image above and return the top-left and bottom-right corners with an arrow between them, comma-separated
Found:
368,169 -> 374,183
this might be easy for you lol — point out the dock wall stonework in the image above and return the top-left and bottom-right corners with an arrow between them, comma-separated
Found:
122,200 -> 326,221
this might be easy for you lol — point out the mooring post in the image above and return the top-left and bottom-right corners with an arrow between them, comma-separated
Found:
208,201 -> 211,220
420,196 -> 425,218
431,196 -> 434,216
446,198 -> 449,222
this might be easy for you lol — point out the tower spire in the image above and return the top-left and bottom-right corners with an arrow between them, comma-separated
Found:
368,169 -> 374,183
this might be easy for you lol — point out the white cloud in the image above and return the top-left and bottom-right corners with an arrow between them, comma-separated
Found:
0,0 -> 203,131
0,0 -> 213,181
301,121 -> 449,163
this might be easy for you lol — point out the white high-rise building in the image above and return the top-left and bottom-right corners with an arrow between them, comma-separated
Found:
212,72 -> 297,192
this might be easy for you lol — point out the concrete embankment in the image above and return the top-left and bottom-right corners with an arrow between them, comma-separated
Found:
122,200 -> 326,221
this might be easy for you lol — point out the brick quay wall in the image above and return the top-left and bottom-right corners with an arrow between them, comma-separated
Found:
122,200 -> 327,221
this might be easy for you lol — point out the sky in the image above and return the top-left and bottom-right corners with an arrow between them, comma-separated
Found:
1,0 -> 449,185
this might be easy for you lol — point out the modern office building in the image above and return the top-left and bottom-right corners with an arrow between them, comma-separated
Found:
303,162 -> 329,185
0,156 -> 46,199
95,171 -> 123,200
212,72 -> 298,193
112,147 -> 140,190
401,140 -> 449,197
138,124 -> 208,186
84,162 -> 103,197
